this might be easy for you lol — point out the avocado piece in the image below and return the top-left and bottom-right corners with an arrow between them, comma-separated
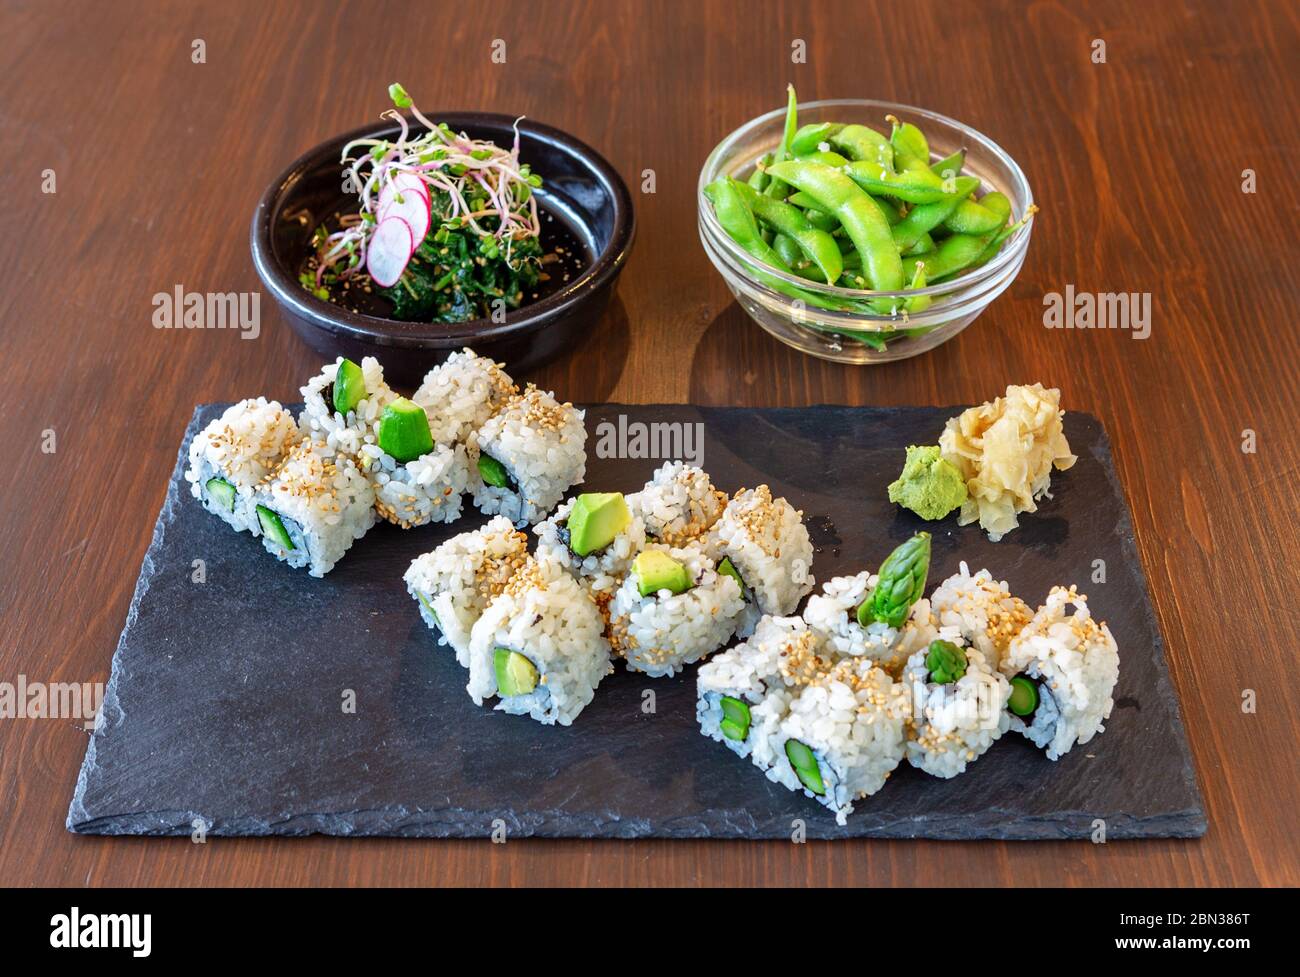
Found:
717,556 -> 747,599
1008,675 -> 1039,717
493,648 -> 539,697
256,505 -> 295,551
477,453 -> 514,490
377,397 -> 434,462
718,695 -> 751,742
633,550 -> 692,597
332,358 -> 367,415
205,477 -> 236,512
784,739 -> 826,795
566,492 -> 631,557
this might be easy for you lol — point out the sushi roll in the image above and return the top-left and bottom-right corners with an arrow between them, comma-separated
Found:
696,615 -> 818,760
710,485 -> 815,618
466,557 -> 612,726
358,397 -> 471,527
534,492 -> 646,593
404,516 -> 530,667
252,438 -> 375,577
184,398 -> 299,533
608,545 -> 745,678
472,384 -> 587,526
902,640 -> 1010,778
803,573 -> 941,676
763,655 -> 910,826
1000,586 -> 1119,760
928,561 -> 1033,670
627,462 -> 728,547
803,533 -> 934,676
412,347 -> 518,446
298,356 -> 397,459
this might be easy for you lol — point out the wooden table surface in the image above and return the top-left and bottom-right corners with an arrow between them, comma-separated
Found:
2,0 -> 1296,887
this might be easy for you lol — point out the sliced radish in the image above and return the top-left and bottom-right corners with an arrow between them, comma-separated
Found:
379,185 -> 431,252
379,171 -> 429,212
367,216 -> 414,287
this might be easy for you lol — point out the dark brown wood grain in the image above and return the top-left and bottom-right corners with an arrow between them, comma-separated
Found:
1,0 -> 1297,887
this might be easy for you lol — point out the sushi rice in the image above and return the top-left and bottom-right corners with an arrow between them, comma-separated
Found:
359,440 -> 471,528
710,485 -> 815,617
184,397 -> 299,534
903,644 -> 1010,778
298,356 -> 397,459
252,438 -> 376,577
472,384 -> 587,527
467,557 -> 612,725
763,655 -> 910,826
413,347 -> 518,446
1000,586 -> 1119,760
404,516 -> 530,667
803,571 -> 943,676
608,544 -> 745,677
627,462 -> 728,547
696,614 -> 814,760
929,562 -> 1033,671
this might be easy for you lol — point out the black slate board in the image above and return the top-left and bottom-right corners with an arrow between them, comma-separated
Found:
68,405 -> 1204,840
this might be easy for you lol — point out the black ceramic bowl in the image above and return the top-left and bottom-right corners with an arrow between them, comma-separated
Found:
251,113 -> 634,386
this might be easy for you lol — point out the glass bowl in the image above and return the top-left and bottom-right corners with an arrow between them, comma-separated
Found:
698,98 -> 1034,364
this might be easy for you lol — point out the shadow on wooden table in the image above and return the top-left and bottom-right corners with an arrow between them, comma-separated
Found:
528,294 -> 630,404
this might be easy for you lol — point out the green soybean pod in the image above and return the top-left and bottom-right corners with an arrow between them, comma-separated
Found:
886,115 -> 931,172
842,159 -> 952,204
870,195 -> 904,226
736,181 -> 844,284
704,177 -> 794,272
763,85 -> 799,198
747,152 -> 773,192
766,159 -> 905,291
963,204 -> 1038,273
829,124 -> 895,170
790,122 -> 844,157
903,232 -> 935,256
891,175 -> 979,251
786,190 -> 830,213
799,149 -> 850,168
930,148 -> 965,179
903,260 -> 932,314
706,177 -> 862,312
943,191 -> 1009,235
772,231 -> 804,269
804,208 -> 838,232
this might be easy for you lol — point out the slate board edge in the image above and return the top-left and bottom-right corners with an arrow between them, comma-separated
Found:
66,407 -> 196,833
67,404 -> 1207,841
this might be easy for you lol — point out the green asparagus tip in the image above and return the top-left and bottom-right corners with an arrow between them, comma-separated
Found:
925,639 -> 967,685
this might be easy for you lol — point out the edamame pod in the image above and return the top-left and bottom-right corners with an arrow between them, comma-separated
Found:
903,260 -> 932,314
930,148 -> 966,179
891,175 -> 979,252
763,84 -> 799,198
903,232 -> 993,281
790,122 -> 844,157
943,190 -> 1010,235
843,159 -> 953,204
887,114 -> 931,172
829,124 -> 895,170
735,180 -> 844,284
766,159 -> 905,291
